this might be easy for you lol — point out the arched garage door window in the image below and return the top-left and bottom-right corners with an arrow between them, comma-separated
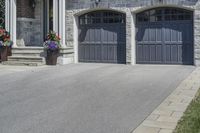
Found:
137,8 -> 192,22
136,8 -> 193,65
79,11 -> 126,25
78,11 -> 126,64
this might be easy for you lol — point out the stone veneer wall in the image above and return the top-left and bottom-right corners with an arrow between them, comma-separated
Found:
17,0 -> 43,47
65,0 -> 200,65
194,1 -> 200,66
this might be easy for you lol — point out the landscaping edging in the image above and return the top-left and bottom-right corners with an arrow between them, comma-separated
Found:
132,67 -> 200,133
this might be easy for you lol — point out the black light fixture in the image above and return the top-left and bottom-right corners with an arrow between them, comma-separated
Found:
95,0 -> 101,5
30,0 -> 36,9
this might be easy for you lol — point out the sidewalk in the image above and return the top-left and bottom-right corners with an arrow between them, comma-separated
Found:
132,67 -> 200,133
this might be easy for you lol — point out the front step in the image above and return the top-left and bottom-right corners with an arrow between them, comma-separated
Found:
3,47 -> 45,66
2,47 -> 74,66
3,56 -> 45,66
12,47 -> 44,57
2,61 -> 44,66
7,56 -> 44,62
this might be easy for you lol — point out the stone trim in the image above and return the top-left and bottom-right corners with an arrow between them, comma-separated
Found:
132,68 -> 200,133
66,0 -> 198,10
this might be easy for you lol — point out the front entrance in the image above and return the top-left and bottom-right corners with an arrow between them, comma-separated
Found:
16,0 -> 53,47
78,10 -> 126,64
136,7 -> 194,65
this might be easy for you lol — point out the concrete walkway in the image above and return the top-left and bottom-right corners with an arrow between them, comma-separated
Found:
0,64 -> 194,133
133,67 -> 200,133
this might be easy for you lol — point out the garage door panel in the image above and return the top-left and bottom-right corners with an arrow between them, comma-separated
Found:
95,44 -> 102,61
89,45 -> 95,60
94,28 -> 101,42
136,7 -> 193,65
143,45 -> 150,61
102,44 -> 116,62
137,45 -> 144,61
164,27 -> 171,42
156,27 -> 162,42
171,28 -> 179,42
84,44 -> 90,60
165,44 -> 179,63
183,44 -> 193,64
79,11 -> 126,63
137,44 -> 163,63
149,28 -> 157,42
137,26 -> 149,42
149,24 -> 162,42
156,45 -> 163,62
150,45 -> 156,61
118,44 -> 126,63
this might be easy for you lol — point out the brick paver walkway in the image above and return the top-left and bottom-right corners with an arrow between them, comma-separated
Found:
132,67 -> 200,133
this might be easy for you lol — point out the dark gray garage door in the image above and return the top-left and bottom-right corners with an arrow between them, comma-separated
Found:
78,10 -> 126,63
136,8 -> 193,65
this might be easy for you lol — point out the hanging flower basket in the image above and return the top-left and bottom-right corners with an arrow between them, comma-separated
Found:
44,31 -> 61,65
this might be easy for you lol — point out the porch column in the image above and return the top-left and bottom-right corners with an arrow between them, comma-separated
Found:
53,0 -> 66,47
5,0 -> 17,47
53,0 -> 59,33
5,0 -> 10,31
59,0 -> 66,47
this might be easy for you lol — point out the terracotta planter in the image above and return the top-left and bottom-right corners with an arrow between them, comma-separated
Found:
0,46 -> 8,62
7,46 -> 12,56
46,49 -> 59,65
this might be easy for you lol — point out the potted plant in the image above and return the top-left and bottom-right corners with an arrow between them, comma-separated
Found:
43,31 -> 61,65
3,30 -> 13,56
0,28 -> 12,62
0,41 -> 7,62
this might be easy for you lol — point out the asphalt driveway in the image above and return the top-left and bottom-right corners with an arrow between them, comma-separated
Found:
0,64 -> 194,133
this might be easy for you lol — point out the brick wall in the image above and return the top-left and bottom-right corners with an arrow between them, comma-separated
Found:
17,0 -> 34,18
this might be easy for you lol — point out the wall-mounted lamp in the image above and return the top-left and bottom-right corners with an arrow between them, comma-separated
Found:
30,0 -> 36,9
95,0 -> 101,5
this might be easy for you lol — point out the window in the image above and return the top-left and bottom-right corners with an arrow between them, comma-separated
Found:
79,11 -> 126,25
137,8 -> 192,23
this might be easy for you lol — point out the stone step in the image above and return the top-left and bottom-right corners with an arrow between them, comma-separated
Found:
7,56 -> 44,62
11,47 -> 44,57
3,47 -> 74,66
2,61 -> 44,66
12,47 -> 44,50
12,50 -> 44,53
11,53 -> 44,57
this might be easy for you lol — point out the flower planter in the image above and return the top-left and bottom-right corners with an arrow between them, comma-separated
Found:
46,49 -> 59,65
7,46 -> 12,56
0,46 -> 8,62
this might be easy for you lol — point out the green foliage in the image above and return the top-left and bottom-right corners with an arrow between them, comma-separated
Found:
174,90 -> 200,133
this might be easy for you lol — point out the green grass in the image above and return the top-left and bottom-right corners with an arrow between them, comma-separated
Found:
174,89 -> 200,133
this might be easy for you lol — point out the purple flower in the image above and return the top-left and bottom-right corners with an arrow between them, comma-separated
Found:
0,41 -> 3,46
48,41 -> 58,50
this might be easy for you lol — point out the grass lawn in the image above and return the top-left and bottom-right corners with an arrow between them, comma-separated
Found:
174,89 -> 200,133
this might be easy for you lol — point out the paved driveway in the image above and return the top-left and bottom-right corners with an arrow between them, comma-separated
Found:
0,64 -> 194,133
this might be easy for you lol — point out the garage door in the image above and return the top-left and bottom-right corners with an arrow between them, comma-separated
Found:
78,10 -> 126,63
136,8 -> 193,65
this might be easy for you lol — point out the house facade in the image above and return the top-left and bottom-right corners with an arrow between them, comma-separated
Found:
3,0 -> 200,65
